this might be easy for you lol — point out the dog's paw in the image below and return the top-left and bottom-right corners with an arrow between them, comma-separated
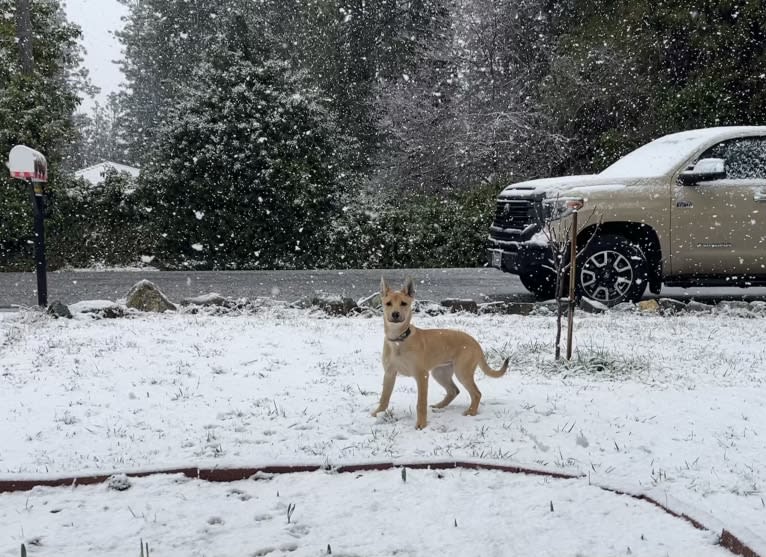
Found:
416,421 -> 427,430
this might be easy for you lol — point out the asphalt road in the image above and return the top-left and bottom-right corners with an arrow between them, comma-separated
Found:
2,268 -> 766,308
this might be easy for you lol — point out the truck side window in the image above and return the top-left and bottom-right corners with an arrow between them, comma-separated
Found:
700,137 -> 766,180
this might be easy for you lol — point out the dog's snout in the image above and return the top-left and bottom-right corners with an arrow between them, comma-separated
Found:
392,311 -> 400,320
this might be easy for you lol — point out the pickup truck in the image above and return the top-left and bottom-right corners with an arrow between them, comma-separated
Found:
487,126 -> 766,305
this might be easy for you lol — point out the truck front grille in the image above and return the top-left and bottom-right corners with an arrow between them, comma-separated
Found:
493,199 -> 533,230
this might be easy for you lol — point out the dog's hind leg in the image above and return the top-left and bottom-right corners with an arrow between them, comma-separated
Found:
431,364 -> 459,409
455,365 -> 482,416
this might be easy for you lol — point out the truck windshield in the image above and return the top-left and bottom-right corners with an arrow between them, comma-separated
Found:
599,133 -> 708,178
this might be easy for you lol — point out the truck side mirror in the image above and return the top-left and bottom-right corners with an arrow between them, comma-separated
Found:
678,158 -> 726,186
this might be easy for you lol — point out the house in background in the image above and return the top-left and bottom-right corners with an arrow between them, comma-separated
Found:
74,161 -> 140,187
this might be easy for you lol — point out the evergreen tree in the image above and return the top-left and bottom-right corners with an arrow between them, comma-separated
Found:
115,0 -> 266,163
0,0 -> 88,266
143,22 -> 348,269
374,0 -> 565,192
252,0 -> 450,171
543,0 -> 766,172
72,95 -> 127,167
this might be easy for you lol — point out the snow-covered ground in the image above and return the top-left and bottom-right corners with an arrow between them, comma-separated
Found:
1,305 -> 765,555
0,470 -> 728,556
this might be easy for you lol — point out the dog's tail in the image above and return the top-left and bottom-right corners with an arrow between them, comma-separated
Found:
478,356 -> 509,378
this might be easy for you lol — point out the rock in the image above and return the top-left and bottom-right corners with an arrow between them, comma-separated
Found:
714,300 -> 754,317
98,305 -> 126,319
658,298 -> 687,313
749,301 -> 766,315
414,300 -> 446,315
716,300 -> 751,311
478,302 -> 506,314
440,298 -> 478,314
126,280 -> 176,312
637,299 -> 660,313
684,300 -> 713,313
357,292 -> 381,309
69,300 -> 125,318
180,293 -> 229,307
310,295 -> 358,316
478,301 -> 534,315
505,302 -> 538,315
47,300 -> 72,319
529,303 -> 554,316
531,299 -> 569,315
610,302 -> 636,313
107,474 -> 131,491
579,297 -> 608,314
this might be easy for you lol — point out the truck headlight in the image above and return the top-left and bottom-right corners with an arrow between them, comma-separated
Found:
542,197 -> 584,221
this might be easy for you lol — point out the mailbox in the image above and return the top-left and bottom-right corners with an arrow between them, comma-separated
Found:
8,145 -> 48,183
6,145 -> 49,307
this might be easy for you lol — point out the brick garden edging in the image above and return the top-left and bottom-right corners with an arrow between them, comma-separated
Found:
0,460 -> 761,557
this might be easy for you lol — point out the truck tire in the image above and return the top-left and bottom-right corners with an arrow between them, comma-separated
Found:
519,269 -> 559,300
576,234 -> 648,305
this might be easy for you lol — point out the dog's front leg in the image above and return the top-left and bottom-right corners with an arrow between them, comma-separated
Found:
415,371 -> 429,429
371,369 -> 397,417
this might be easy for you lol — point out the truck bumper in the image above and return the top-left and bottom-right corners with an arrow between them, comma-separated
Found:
486,239 -> 551,275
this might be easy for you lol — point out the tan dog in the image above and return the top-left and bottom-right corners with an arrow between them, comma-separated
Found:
371,277 -> 509,429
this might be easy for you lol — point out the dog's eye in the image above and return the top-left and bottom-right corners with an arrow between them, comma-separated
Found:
400,301 -> 407,307
385,301 -> 392,306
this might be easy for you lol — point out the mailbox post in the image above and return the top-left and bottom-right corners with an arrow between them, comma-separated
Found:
8,145 -> 49,307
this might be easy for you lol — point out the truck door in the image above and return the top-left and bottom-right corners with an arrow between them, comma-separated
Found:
671,136 -> 766,276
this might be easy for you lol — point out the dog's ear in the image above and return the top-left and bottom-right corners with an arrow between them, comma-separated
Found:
380,276 -> 391,297
403,277 -> 415,297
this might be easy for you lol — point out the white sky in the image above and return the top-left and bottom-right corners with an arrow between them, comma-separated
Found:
63,0 -> 128,113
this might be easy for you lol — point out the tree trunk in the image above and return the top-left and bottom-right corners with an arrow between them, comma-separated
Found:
15,0 -> 34,75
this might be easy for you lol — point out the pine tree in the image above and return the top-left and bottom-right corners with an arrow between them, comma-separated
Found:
143,20 -> 348,269
72,95 -> 126,167
0,0 -> 88,266
374,0 -> 565,193
542,0 -> 766,172
263,0 -> 450,171
115,0 -> 267,163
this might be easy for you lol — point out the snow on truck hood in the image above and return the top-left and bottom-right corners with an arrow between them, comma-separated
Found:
500,175 -> 629,197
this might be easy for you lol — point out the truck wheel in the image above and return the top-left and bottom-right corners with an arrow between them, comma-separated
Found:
577,234 -> 648,305
519,269 -> 559,300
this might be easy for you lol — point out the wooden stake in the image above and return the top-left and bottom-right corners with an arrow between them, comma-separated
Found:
566,209 -> 578,360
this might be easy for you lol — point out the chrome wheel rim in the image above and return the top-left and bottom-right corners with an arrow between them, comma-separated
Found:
579,250 -> 634,303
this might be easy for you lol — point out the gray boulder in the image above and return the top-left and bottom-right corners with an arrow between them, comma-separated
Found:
684,300 -> 713,313
658,298 -> 687,313
357,292 -> 382,309
440,298 -> 478,314
47,300 -> 72,319
126,280 -> 176,312
310,295 -> 358,316
579,297 -> 608,314
180,293 -> 229,307
610,302 -> 637,313
413,300 -> 446,316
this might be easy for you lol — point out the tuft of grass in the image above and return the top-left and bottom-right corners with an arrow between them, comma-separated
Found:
491,340 -> 550,370
543,345 -> 650,379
